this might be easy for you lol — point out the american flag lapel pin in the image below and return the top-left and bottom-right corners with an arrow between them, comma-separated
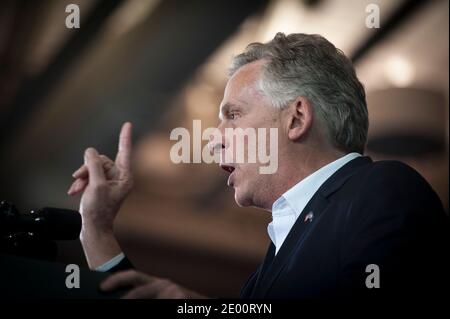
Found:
304,211 -> 314,223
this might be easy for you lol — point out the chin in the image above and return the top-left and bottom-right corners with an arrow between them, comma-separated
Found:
233,187 -> 253,207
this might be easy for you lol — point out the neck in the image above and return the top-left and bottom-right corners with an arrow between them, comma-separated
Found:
257,146 -> 346,211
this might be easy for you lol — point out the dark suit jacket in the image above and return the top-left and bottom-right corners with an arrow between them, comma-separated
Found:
113,157 -> 449,299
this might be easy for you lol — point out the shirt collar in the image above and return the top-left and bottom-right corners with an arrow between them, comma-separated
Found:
280,152 -> 362,215
268,153 -> 361,255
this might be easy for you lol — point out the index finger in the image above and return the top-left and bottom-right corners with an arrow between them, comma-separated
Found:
115,122 -> 133,172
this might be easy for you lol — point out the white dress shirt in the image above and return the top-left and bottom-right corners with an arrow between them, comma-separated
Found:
267,152 -> 361,255
95,252 -> 125,272
97,152 -> 361,270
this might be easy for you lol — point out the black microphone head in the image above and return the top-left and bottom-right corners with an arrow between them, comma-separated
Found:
36,208 -> 81,240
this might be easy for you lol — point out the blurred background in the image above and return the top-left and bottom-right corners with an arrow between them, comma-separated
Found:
0,0 -> 448,297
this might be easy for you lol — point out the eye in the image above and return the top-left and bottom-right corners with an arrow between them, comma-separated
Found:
228,111 -> 239,120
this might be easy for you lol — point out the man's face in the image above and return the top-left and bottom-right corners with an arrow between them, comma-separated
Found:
216,60 -> 281,208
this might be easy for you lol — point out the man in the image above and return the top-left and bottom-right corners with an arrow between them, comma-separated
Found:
68,33 -> 449,299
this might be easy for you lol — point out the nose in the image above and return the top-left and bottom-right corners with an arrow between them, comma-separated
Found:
207,132 -> 225,155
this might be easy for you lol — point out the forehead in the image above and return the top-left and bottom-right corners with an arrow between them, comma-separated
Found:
220,60 -> 266,112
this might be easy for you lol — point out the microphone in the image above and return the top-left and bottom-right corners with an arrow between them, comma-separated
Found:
0,201 -> 81,240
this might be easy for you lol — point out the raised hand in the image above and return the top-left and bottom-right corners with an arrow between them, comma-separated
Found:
68,122 -> 134,269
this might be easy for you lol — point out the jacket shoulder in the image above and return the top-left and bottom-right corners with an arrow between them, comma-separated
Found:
352,159 -> 437,197
343,158 -> 446,227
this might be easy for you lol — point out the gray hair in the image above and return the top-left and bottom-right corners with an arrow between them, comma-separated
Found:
229,33 -> 368,154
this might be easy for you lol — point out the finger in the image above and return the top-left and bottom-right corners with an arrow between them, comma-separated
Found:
121,281 -> 165,299
68,178 -> 88,195
73,178 -> 88,194
72,165 -> 88,179
100,270 -> 150,292
84,148 -> 106,184
67,179 -> 79,195
115,122 -> 132,174
68,178 -> 84,195
73,155 -> 115,179
100,155 -> 117,178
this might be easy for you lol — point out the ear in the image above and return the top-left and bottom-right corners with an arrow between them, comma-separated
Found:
287,96 -> 314,141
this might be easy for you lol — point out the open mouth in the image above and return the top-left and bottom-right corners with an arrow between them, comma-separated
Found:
220,164 -> 235,174
220,164 -> 236,187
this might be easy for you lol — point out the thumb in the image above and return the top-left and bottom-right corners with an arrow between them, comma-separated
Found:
84,148 -> 106,184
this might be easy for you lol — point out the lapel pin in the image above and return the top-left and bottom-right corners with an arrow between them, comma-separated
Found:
304,211 -> 314,223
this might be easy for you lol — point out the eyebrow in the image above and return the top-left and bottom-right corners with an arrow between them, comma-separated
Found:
218,100 -> 247,120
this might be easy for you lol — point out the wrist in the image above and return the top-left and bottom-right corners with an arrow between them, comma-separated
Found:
80,213 -> 115,234
79,226 -> 122,269
80,224 -> 114,242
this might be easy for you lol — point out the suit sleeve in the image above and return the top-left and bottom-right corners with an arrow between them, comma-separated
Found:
339,161 -> 449,299
108,256 -> 134,273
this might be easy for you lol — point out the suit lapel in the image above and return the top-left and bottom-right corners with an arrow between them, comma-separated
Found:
247,243 -> 275,297
252,192 -> 330,298
251,156 -> 372,298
